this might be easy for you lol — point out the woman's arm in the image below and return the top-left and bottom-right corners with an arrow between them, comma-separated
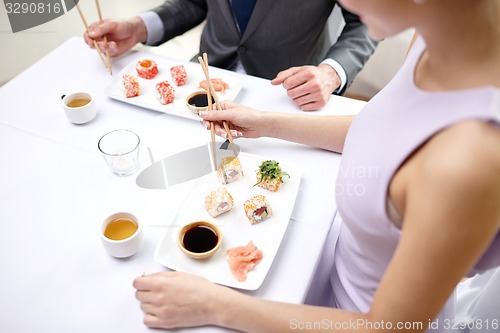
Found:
261,112 -> 354,153
134,271 -> 368,332
133,121 -> 500,332
200,101 -> 355,153
370,121 -> 500,329
218,120 -> 500,333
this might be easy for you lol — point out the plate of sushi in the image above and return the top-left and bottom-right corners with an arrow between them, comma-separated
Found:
103,57 -> 243,121
154,153 -> 302,290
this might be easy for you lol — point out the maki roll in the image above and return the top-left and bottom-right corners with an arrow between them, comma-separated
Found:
136,59 -> 158,79
170,65 -> 188,86
122,74 -> 140,98
155,80 -> 175,105
217,156 -> 243,184
254,160 -> 289,192
243,195 -> 272,224
204,187 -> 234,218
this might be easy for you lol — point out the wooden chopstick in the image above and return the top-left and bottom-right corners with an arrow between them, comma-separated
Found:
197,55 -> 240,160
198,54 -> 243,177
198,55 -> 218,171
198,56 -> 227,182
94,0 -> 112,75
209,122 -> 218,171
74,0 -> 111,74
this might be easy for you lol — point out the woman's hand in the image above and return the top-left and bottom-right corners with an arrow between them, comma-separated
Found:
199,100 -> 268,139
133,271 -> 228,329
83,17 -> 148,57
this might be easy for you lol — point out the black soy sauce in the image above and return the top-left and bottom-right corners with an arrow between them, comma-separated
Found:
183,225 -> 218,253
188,93 -> 215,107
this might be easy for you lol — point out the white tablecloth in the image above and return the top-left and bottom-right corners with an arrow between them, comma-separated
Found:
0,36 -> 365,332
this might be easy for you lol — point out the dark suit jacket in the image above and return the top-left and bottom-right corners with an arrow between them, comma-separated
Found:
151,0 -> 377,94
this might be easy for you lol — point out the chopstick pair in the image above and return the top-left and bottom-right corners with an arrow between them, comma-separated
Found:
197,53 -> 242,175
74,0 -> 112,75
198,54 -> 219,173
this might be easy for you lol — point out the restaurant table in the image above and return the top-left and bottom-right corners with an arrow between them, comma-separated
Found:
0,37 -> 365,332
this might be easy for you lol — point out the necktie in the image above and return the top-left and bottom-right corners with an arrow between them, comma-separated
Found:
232,0 -> 257,35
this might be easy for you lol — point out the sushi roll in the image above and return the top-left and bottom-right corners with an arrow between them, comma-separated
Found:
243,195 -> 272,224
136,59 -> 158,79
155,80 -> 175,105
204,187 -> 234,218
170,65 -> 187,86
217,156 -> 243,184
254,160 -> 289,192
122,74 -> 140,98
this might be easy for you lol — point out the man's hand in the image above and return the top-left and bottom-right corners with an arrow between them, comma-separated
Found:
271,64 -> 341,111
83,17 -> 148,57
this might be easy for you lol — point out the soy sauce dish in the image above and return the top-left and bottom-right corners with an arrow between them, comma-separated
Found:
185,91 -> 216,115
178,221 -> 222,259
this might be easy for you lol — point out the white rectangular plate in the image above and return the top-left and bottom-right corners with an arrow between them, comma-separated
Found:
154,153 -> 301,290
103,56 -> 242,121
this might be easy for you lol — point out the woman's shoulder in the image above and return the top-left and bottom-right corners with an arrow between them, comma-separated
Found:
419,120 -> 500,200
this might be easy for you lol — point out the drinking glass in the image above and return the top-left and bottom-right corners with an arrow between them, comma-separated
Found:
98,129 -> 140,176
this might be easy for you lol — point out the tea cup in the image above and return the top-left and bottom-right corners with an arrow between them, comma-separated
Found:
61,91 -> 96,124
100,212 -> 143,258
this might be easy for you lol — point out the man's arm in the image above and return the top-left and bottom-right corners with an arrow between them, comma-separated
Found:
149,0 -> 208,46
324,4 -> 378,95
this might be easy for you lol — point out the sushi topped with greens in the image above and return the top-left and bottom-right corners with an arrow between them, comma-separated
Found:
254,160 -> 289,192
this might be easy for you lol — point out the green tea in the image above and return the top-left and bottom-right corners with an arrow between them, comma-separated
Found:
104,218 -> 138,240
67,98 -> 90,108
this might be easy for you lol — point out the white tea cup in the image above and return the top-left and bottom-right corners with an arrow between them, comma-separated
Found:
100,212 -> 143,258
61,92 -> 96,124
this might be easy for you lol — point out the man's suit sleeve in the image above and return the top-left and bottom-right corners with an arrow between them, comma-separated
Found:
149,0 -> 208,46
325,6 -> 378,94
